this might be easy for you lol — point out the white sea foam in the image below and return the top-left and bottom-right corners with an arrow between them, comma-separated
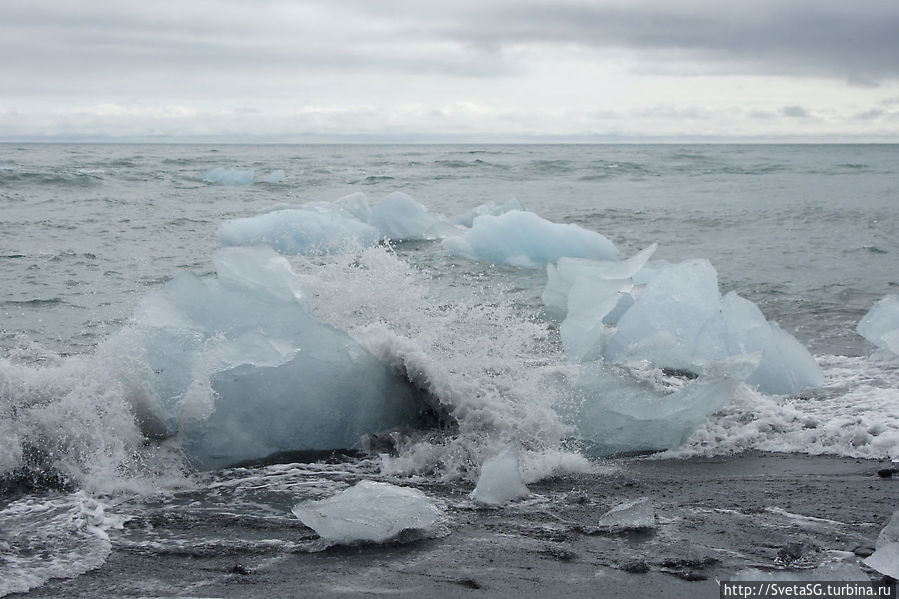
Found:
0,492 -> 127,597
669,354 -> 899,459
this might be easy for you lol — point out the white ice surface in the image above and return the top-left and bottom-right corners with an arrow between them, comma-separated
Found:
857,295 -> 899,355
218,206 -> 380,254
292,480 -> 439,543
470,444 -> 530,505
596,496 -> 655,530
113,246 -> 421,469
444,210 -> 618,267
203,167 -> 254,185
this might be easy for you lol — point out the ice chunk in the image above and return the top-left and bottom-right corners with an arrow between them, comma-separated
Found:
876,510 -> 899,548
596,497 -> 655,530
864,511 -> 899,579
114,246 -> 423,469
292,480 -> 439,544
695,292 -> 824,395
203,167 -> 254,185
444,210 -> 618,267
858,295 -> 899,355
470,444 -> 530,505
599,260 -> 823,395
369,192 -> 449,240
218,205 -> 380,255
865,542 -> 899,578
450,198 -> 525,227
562,366 -> 738,455
605,259 -> 722,366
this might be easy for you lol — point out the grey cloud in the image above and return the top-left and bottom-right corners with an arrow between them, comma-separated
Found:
853,108 -> 884,120
3,0 -> 898,95
352,0 -> 899,83
781,105 -> 810,118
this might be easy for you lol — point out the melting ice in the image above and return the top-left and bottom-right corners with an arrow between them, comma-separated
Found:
108,245 -> 426,470
292,480 -> 439,544
470,444 -> 530,506
857,295 -> 899,356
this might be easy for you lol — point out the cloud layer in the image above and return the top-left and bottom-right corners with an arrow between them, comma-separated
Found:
2,0 -> 898,140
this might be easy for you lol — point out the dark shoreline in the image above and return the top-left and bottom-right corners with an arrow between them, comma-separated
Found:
18,452 -> 898,598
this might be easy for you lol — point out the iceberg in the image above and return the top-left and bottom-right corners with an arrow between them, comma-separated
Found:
369,192 -> 449,241
203,167 -> 254,185
292,480 -> 439,544
470,444 -> 530,505
857,295 -> 899,356
596,497 -> 655,531
443,210 -> 618,267
112,246 -> 424,469
556,258 -> 823,395
218,205 -> 380,255
450,198 -> 525,228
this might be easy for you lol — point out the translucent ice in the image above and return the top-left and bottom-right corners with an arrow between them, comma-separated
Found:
596,259 -> 823,395
561,365 -> 738,455
333,191 -> 373,224
865,543 -> 899,579
450,198 -> 525,228
369,192 -> 449,241
292,480 -> 439,544
542,244 -> 657,317
114,246 -> 423,469
560,278 -> 633,362
470,444 -> 530,505
443,210 -> 618,267
605,259 -> 722,367
218,205 -> 380,254
875,510 -> 899,548
857,295 -> 899,355
596,496 -> 655,530
203,167 -> 254,185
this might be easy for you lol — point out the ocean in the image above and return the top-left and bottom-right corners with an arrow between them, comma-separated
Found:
1,143 -> 898,597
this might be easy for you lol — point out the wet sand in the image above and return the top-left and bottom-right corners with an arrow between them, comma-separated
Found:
19,452 -> 897,598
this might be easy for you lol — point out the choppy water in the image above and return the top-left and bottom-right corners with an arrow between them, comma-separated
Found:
1,143 -> 898,595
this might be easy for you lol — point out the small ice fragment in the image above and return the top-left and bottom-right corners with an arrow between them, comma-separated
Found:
470,444 -> 530,505
203,167 -> 254,185
596,496 -> 655,530
876,510 -> 899,549
864,542 -> 899,579
857,295 -> 899,355
291,480 -> 439,544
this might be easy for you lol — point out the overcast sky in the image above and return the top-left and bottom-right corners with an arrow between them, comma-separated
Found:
2,0 -> 898,142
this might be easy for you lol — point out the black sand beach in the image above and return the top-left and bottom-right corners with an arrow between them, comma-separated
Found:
18,452 -> 897,598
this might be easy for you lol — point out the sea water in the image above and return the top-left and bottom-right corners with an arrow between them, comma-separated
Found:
1,143 -> 898,594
